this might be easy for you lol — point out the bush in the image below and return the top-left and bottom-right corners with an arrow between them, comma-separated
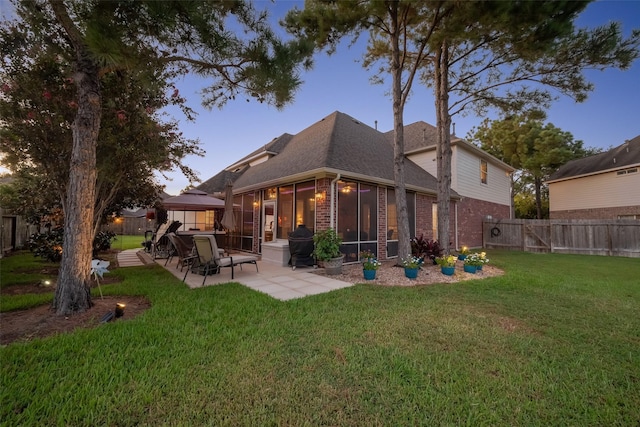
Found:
28,228 -> 117,261
410,234 -> 442,264
28,227 -> 64,262
93,231 -> 117,257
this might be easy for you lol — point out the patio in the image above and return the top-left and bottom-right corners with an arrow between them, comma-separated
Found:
130,249 -> 354,301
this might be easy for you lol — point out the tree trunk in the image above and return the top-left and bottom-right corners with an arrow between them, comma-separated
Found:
389,2 -> 411,264
534,176 -> 543,219
435,41 -> 453,254
52,36 -> 101,315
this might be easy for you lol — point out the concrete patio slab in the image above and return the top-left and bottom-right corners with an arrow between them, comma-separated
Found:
134,249 -> 354,301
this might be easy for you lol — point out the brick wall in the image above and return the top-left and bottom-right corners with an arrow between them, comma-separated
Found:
457,197 -> 510,248
315,178 -> 332,230
550,205 -> 640,220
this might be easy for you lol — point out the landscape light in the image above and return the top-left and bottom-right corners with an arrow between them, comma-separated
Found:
115,303 -> 126,318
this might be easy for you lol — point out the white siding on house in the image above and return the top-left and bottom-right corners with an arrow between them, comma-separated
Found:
408,146 -> 511,206
408,149 -> 460,191
549,170 -> 640,211
410,151 -> 438,177
454,147 -> 511,205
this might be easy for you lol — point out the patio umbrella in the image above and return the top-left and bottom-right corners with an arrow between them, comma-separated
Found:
162,189 -> 225,210
220,180 -> 236,231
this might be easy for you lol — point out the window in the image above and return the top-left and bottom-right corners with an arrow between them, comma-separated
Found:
277,185 -> 293,239
295,180 -> 315,234
276,182 -> 316,239
618,215 -> 639,220
337,181 -> 378,262
480,160 -> 488,184
617,168 -> 638,176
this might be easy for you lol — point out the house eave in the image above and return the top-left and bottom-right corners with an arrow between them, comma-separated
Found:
232,167 -> 455,199
546,161 -> 640,185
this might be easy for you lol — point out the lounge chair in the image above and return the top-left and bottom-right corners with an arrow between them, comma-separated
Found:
184,235 -> 259,286
165,233 -> 197,271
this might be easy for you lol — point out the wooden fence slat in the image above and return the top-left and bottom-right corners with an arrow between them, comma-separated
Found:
483,219 -> 640,258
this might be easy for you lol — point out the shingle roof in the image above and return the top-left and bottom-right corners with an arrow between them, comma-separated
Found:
385,121 -> 463,152
197,167 -> 248,195
548,135 -> 640,182
209,111 -> 445,196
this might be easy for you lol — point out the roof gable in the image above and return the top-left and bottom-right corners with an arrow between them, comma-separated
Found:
548,135 -> 640,182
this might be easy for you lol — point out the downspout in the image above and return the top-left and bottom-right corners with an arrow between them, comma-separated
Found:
454,201 -> 459,250
330,174 -> 341,229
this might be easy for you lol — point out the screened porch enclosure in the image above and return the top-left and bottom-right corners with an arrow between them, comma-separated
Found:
226,179 -> 419,263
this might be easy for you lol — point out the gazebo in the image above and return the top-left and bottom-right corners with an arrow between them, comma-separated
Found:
162,189 -> 225,232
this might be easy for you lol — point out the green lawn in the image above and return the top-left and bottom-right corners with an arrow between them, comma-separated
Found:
1,250 -> 639,426
114,234 -> 149,250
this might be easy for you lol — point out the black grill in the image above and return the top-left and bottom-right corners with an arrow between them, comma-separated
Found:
288,225 -> 315,270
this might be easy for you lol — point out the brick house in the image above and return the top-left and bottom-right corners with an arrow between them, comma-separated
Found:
197,111 -> 512,263
547,135 -> 640,220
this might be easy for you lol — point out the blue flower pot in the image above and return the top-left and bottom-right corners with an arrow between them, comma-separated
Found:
458,254 -> 467,261
476,264 -> 483,271
363,269 -> 376,280
404,267 -> 418,279
463,264 -> 477,274
441,266 -> 455,276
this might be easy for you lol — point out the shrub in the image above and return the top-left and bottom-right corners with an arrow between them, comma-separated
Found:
93,231 -> 117,257
28,228 -> 118,261
28,227 -> 64,262
410,234 -> 442,264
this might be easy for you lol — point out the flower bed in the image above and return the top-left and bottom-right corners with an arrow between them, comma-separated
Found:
311,260 -> 504,286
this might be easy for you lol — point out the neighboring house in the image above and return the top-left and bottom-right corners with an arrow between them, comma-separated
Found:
547,135 -> 640,220
198,111 -> 512,263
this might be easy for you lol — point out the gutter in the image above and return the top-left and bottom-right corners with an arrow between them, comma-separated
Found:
330,173 -> 341,229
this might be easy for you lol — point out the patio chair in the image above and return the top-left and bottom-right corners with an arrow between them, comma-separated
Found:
153,221 -> 182,259
184,235 -> 259,286
165,233 -> 197,272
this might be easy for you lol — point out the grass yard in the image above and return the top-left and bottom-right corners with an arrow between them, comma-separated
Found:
114,234 -> 149,250
1,250 -> 639,425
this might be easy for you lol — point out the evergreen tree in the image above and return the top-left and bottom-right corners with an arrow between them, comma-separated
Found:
1,0 -> 311,314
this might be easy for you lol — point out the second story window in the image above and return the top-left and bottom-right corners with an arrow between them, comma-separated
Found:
480,160 -> 488,184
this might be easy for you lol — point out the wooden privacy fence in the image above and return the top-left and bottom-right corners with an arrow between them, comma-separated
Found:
483,218 -> 640,258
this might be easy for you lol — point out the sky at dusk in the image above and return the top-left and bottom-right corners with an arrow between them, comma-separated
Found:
2,1 -> 639,195
159,0 -> 640,195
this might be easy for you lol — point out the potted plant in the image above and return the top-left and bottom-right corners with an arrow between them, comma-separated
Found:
475,252 -> 489,270
401,255 -> 422,279
312,228 -> 343,275
464,252 -> 488,273
457,246 -> 469,261
360,250 -> 381,280
435,254 -> 457,276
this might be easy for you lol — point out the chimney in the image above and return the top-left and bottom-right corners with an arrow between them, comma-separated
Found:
374,120 -> 378,130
